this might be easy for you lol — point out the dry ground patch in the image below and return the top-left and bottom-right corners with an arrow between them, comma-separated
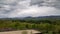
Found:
0,30 -> 41,34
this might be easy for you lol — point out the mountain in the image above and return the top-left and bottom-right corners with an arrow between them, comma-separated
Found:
23,16 -> 60,20
0,16 -> 60,20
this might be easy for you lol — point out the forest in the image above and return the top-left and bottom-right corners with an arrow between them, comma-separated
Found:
0,18 -> 60,34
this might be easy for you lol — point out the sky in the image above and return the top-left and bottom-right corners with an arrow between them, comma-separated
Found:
0,0 -> 60,18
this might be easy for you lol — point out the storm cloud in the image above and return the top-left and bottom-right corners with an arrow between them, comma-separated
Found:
0,0 -> 60,18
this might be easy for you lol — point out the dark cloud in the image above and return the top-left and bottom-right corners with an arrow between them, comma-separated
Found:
0,0 -> 60,18
30,0 -> 60,9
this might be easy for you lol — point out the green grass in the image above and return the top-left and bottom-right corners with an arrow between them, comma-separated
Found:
22,31 -> 28,34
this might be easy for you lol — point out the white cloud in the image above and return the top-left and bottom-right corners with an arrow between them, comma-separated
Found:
0,0 -> 60,18
10,6 -> 59,17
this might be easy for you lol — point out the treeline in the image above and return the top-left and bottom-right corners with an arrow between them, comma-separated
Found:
0,19 -> 60,34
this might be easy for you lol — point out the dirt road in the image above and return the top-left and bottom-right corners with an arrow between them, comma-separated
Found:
0,30 -> 41,34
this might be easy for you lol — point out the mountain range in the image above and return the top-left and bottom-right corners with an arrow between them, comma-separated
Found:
0,15 -> 60,20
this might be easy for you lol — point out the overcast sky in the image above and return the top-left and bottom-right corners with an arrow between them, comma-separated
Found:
0,0 -> 60,18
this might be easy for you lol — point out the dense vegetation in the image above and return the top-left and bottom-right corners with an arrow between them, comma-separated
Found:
0,18 -> 60,34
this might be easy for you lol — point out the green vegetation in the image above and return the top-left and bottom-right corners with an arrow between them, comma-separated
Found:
0,19 -> 60,34
22,31 -> 28,34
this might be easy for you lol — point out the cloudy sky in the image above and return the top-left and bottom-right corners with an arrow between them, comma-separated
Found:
0,0 -> 60,18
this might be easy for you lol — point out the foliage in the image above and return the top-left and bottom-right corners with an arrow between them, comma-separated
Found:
0,19 -> 60,34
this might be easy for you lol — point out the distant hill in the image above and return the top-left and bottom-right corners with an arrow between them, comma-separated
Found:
0,16 -> 60,20
23,16 -> 60,20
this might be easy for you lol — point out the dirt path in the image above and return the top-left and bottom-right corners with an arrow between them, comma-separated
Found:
0,30 -> 41,34
0,31 -> 22,34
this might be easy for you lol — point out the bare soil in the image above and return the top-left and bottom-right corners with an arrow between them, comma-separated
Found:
0,30 -> 41,34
